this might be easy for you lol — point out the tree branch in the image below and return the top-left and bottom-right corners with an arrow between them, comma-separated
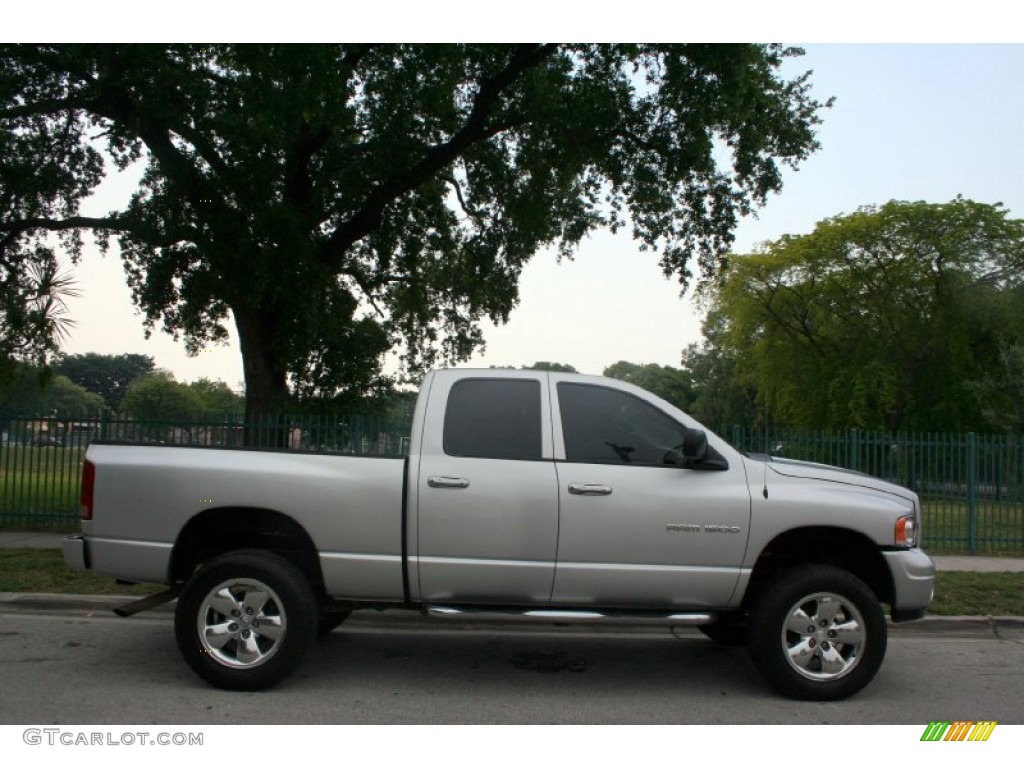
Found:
442,173 -> 484,222
318,44 -> 558,266
170,122 -> 233,180
0,98 -> 88,120
0,215 -> 127,235
0,214 -> 200,250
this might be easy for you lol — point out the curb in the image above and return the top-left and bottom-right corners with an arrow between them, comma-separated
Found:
2,592 -> 1022,638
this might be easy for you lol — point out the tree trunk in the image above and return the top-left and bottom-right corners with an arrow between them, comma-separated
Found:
233,305 -> 291,447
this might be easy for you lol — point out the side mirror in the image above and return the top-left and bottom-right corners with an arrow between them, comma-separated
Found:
665,428 -> 708,466
681,428 -> 708,463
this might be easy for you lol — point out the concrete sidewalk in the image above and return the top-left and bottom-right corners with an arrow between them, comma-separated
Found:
2,531 -> 1022,572
0,532 -> 70,550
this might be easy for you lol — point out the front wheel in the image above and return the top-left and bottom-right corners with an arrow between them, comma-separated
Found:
747,565 -> 886,701
175,549 -> 318,690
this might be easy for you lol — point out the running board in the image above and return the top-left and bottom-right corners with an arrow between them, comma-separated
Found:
425,606 -> 715,626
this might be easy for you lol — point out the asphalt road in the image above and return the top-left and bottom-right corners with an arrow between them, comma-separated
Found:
1,608 -> 1021,725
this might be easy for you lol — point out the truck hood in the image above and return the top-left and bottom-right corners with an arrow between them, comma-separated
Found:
745,454 -> 917,504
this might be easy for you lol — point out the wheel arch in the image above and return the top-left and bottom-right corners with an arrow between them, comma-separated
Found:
745,526 -> 894,607
169,507 -> 324,595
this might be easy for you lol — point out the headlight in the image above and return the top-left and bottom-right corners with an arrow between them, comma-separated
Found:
895,515 -> 919,547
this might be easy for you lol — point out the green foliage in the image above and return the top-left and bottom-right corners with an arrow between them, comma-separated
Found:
703,198 -> 1024,431
0,364 -> 50,412
965,328 -> 1024,433
185,377 -> 244,418
1,44 -> 829,418
44,375 -> 105,413
55,352 -> 154,409
523,361 -> 578,373
602,361 -> 696,411
0,256 -> 78,381
0,43 -> 97,380
119,371 -> 203,423
682,332 -> 759,430
0,362 -> 104,414
119,371 -> 244,423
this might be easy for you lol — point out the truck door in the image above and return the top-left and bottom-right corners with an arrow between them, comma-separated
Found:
549,381 -> 751,608
412,374 -> 559,604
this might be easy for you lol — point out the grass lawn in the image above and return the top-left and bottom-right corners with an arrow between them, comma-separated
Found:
929,571 -> 1024,616
0,444 -> 84,530
0,549 -> 160,596
0,549 -> 1021,616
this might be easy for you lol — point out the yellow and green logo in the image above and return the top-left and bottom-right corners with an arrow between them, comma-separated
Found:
921,721 -> 997,742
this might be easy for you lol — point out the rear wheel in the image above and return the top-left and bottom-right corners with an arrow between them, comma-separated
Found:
748,565 -> 886,701
175,549 -> 318,690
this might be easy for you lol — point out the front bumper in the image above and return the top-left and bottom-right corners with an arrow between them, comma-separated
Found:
882,547 -> 935,618
62,534 -> 89,572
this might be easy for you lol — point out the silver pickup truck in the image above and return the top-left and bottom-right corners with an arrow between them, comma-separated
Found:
64,368 -> 934,700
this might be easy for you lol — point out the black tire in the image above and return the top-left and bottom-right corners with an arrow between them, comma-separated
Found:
318,609 -> 352,637
698,613 -> 749,646
175,549 -> 318,691
747,565 -> 886,701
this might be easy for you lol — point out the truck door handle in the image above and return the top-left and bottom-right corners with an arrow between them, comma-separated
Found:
568,483 -> 613,496
428,476 -> 471,489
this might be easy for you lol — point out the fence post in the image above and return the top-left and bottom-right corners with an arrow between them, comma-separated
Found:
850,429 -> 859,472
967,431 -> 977,555
732,425 -> 742,449
905,433 -> 915,492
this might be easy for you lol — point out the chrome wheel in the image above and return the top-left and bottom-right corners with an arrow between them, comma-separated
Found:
176,549 -> 318,690
748,565 -> 886,700
197,578 -> 286,668
781,592 -> 866,681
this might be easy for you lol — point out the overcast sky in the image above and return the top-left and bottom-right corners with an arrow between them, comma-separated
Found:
43,42 -> 1024,390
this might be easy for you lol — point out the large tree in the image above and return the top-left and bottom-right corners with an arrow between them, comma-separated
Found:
55,351 -> 154,409
0,362 -> 105,414
704,198 -> 1024,431
120,370 -> 203,423
1,44 -> 829,425
603,360 -> 696,411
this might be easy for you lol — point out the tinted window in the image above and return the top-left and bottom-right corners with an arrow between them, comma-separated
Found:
444,379 -> 542,460
558,383 -> 687,465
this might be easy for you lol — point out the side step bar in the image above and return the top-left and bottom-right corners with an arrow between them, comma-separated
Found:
113,586 -> 181,617
426,606 -> 715,626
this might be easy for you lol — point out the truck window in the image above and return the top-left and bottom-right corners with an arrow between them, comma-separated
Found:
558,382 -> 688,465
443,379 -> 543,460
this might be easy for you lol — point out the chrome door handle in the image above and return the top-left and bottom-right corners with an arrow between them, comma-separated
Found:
428,476 -> 471,489
568,483 -> 613,496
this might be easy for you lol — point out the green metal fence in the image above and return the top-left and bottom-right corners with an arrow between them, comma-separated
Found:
731,427 -> 1024,555
3,410 -> 1023,553
0,411 -> 412,531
